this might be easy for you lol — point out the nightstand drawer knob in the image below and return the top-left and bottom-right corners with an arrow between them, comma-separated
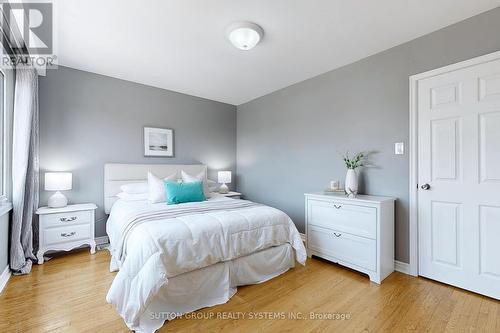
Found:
61,231 -> 76,237
60,216 -> 77,222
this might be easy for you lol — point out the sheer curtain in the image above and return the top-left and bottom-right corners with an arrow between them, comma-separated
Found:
10,66 -> 39,274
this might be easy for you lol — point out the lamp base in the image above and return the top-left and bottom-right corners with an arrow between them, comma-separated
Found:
48,191 -> 68,208
219,183 -> 229,194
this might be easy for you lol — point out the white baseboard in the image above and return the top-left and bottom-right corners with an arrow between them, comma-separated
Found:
395,260 -> 410,275
0,265 -> 11,293
300,233 -> 306,243
95,236 -> 110,250
95,236 -> 109,246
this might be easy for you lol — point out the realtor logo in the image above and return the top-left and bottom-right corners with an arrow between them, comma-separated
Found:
0,1 -> 56,67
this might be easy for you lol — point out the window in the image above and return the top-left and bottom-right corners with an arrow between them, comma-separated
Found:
0,68 -> 11,203
0,70 -> 4,201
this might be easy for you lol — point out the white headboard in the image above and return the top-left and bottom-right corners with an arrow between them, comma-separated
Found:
104,163 -> 207,213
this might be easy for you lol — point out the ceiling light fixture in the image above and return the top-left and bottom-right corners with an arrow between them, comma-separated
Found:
226,21 -> 264,51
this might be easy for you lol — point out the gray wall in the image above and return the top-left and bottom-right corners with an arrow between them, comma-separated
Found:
39,67 -> 237,237
237,7 -> 500,263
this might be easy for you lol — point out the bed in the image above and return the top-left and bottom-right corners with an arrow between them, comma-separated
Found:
103,164 -> 307,333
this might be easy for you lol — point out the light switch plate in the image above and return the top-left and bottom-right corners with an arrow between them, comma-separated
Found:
395,142 -> 404,155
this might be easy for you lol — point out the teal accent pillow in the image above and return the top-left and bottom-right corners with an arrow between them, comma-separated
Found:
164,180 -> 206,205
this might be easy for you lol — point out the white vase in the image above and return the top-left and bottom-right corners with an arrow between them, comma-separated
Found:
345,169 -> 358,195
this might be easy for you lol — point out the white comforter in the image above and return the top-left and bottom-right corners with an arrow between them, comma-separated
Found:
106,197 -> 306,328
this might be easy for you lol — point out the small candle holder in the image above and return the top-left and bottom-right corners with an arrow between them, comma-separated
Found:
330,180 -> 340,191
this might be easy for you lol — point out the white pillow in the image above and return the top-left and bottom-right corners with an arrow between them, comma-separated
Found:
120,182 -> 148,194
207,179 -> 219,193
181,170 -> 210,198
116,192 -> 149,201
148,171 -> 178,203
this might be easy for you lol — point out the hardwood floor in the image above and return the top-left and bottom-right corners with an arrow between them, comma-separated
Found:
0,249 -> 499,332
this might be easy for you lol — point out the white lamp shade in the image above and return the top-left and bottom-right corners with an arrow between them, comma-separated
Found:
45,172 -> 72,191
218,171 -> 231,184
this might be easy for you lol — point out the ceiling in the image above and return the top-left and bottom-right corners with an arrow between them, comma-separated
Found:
55,0 -> 500,105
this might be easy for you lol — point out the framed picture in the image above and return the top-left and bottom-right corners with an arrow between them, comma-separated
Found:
144,127 -> 174,157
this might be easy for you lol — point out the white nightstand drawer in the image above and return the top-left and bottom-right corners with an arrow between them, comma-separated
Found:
43,210 -> 92,228
44,224 -> 91,245
36,203 -> 97,264
308,199 -> 376,239
308,226 -> 376,271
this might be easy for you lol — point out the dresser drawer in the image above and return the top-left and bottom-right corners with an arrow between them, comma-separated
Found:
308,199 -> 376,239
43,210 -> 92,228
308,226 -> 376,271
44,224 -> 91,245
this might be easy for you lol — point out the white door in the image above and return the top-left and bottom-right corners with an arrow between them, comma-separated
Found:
418,57 -> 500,299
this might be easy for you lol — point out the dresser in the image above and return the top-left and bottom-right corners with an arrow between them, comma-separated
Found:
305,193 -> 395,284
36,204 -> 97,264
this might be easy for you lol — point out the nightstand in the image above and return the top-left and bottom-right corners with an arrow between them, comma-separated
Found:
36,203 -> 97,264
211,191 -> 241,199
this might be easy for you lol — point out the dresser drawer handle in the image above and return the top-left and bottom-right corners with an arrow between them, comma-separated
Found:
333,204 -> 342,209
60,216 -> 77,222
61,232 -> 76,237
333,232 -> 342,237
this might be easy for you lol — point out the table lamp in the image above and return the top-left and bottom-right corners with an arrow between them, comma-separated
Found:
218,171 -> 231,194
45,172 -> 72,208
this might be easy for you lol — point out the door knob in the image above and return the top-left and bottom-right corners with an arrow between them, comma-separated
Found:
421,183 -> 431,190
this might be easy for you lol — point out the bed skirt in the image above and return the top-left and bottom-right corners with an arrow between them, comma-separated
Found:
131,243 -> 296,333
